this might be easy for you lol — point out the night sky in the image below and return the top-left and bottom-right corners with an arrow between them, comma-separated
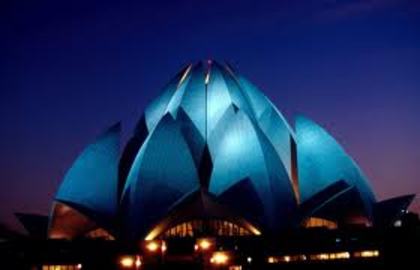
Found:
1,0 -> 420,230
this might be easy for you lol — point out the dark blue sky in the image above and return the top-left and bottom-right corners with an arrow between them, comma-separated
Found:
1,0 -> 420,230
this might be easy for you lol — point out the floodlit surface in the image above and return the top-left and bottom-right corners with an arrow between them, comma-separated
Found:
296,116 -> 375,210
122,62 -> 298,239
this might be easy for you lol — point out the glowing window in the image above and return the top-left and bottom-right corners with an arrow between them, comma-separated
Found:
85,228 -> 115,240
162,219 -> 253,238
42,265 -> 81,270
303,217 -> 337,229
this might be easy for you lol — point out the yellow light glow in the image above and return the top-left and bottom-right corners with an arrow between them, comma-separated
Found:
359,250 -> 380,258
310,253 -> 330,261
144,226 -> 163,241
120,256 -> 135,268
318,253 -> 329,260
335,252 -> 350,259
135,255 -> 142,267
161,242 -> 167,253
199,239 -> 211,250
309,252 -> 351,261
146,241 -> 159,252
210,252 -> 229,265
248,225 -> 261,236
43,265 -> 82,270
269,254 -> 309,263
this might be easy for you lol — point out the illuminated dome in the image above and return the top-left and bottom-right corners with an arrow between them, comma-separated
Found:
119,62 -> 299,240
45,61 -> 415,241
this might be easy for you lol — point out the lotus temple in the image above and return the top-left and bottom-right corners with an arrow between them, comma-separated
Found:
26,60 -> 411,242
7,61 -> 418,270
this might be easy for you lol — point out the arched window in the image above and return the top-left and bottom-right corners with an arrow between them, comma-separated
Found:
85,228 -> 115,240
162,219 -> 253,238
303,217 -> 337,229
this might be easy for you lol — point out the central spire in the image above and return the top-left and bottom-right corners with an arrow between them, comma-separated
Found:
204,60 -> 212,140
200,60 -> 213,190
